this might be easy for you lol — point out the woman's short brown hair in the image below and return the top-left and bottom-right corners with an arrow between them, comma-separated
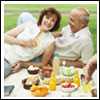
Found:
37,7 -> 61,32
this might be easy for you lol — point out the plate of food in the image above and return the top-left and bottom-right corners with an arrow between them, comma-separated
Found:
61,82 -> 78,93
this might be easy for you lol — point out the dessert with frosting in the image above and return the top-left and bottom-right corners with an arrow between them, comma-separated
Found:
22,76 -> 40,90
27,65 -> 40,74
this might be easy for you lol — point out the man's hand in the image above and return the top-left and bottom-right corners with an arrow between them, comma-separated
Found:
84,64 -> 92,84
52,32 -> 62,38
84,54 -> 97,84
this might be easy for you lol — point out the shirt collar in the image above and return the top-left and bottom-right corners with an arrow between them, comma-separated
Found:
70,26 -> 90,38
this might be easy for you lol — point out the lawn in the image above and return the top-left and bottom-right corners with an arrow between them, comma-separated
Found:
4,4 -> 97,13
4,4 -> 97,54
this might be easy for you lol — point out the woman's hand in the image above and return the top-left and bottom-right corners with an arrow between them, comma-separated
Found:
11,62 -> 22,73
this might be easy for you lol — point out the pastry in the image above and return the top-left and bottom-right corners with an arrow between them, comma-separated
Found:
31,85 -> 48,97
22,76 -> 40,90
22,78 -> 32,90
27,65 -> 40,74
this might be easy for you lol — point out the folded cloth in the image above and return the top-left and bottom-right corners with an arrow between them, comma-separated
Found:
4,58 -> 12,78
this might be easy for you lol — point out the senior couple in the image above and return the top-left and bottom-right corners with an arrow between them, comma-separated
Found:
4,7 -> 94,83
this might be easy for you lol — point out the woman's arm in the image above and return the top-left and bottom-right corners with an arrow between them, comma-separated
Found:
4,22 -> 38,47
4,24 -> 24,45
16,43 -> 55,69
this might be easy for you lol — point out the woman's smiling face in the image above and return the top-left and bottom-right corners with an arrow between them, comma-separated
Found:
40,13 -> 57,32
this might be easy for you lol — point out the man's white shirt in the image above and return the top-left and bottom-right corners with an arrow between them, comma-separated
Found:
55,25 -> 93,63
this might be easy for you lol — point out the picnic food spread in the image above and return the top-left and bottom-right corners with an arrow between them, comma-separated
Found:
21,64 -> 95,97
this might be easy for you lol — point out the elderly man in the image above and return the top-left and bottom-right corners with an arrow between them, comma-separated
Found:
54,8 -> 93,68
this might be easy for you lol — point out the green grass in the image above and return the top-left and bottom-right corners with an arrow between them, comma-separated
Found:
4,4 -> 97,13
4,4 -> 97,54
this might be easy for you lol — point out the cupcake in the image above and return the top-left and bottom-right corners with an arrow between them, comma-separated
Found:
27,65 -> 40,74
22,76 -> 40,90
22,78 -> 32,90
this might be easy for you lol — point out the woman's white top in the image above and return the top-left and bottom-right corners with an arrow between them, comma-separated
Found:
5,22 -> 55,65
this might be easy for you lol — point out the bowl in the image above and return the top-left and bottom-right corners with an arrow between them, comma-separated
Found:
61,82 -> 78,93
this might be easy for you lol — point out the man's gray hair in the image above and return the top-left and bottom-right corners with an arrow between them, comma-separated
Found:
76,7 -> 90,24
80,16 -> 89,22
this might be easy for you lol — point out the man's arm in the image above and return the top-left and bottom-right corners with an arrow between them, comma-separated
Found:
61,59 -> 86,68
41,43 -> 55,66
84,54 -> 97,83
